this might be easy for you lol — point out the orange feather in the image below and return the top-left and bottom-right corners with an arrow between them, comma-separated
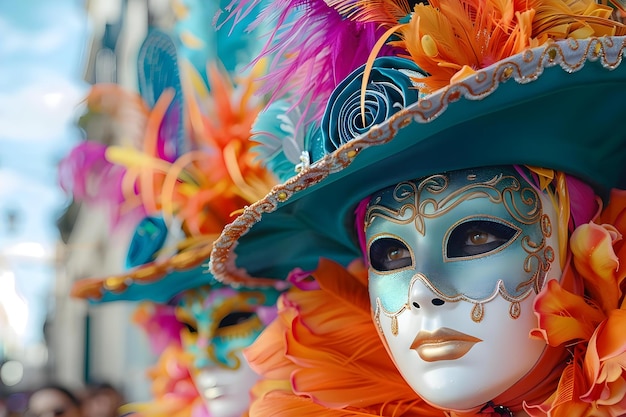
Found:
389,0 -> 626,92
326,0 -> 413,26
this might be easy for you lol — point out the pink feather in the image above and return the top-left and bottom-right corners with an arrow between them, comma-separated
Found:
566,174 -> 598,229
354,196 -> 371,266
223,0 -> 398,124
133,303 -> 184,355
59,141 -> 123,203
58,141 -> 145,227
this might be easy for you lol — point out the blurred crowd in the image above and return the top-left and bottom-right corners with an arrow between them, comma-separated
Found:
0,384 -> 123,417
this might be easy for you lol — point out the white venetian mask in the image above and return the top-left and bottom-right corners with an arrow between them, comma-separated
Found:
364,166 -> 562,412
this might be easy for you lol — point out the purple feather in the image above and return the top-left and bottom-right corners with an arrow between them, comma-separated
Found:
157,99 -> 182,163
224,0 -> 397,124
58,141 -> 145,227
566,174 -> 598,230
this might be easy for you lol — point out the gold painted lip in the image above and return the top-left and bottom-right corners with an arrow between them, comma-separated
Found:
410,327 -> 482,362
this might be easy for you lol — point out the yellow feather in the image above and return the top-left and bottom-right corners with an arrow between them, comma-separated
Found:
555,172 -> 570,271
179,31 -> 205,50
421,35 -> 438,57
106,146 -> 170,172
160,150 -> 208,223
528,166 -> 555,191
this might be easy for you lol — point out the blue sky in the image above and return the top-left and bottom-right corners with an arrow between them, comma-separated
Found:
0,0 -> 88,346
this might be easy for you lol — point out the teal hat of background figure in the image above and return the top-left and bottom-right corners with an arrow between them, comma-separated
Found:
93,216 -> 218,304
211,36 -> 626,285
95,265 -> 215,304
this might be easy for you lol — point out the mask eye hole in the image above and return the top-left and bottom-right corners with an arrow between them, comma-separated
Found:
181,321 -> 197,334
218,311 -> 255,329
369,237 -> 412,272
446,220 -> 518,259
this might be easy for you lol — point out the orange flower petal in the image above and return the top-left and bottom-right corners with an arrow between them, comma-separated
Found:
525,360 -> 591,417
571,223 -> 620,280
570,222 -> 621,312
594,309 -> 626,362
532,280 -> 605,346
581,310 -> 626,413
598,189 -> 626,291
597,189 -> 626,233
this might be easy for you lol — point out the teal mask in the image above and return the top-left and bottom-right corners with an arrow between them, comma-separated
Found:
365,166 -> 558,322
175,284 -> 280,370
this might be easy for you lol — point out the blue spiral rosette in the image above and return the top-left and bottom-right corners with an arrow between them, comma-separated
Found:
319,57 -> 426,157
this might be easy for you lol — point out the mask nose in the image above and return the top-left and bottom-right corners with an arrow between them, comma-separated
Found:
409,273 -> 446,311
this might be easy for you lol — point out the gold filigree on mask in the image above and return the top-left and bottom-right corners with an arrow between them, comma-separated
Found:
374,298 -> 409,337
391,316 -> 399,336
206,344 -> 242,371
365,173 -> 541,237
414,274 -> 535,323
520,215 -> 555,295
367,172 -> 555,322
472,303 -> 484,322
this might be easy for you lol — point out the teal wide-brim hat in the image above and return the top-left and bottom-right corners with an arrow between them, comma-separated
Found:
72,216 -> 219,303
210,35 -> 626,287
74,262 -> 213,303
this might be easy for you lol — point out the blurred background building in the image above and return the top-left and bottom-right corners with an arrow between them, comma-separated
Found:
0,0 -> 182,407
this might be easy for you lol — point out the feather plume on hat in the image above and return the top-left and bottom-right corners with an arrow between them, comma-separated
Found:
328,0 -> 626,92
223,0 -> 402,122
67,62 -> 278,300
222,0 -> 625,187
